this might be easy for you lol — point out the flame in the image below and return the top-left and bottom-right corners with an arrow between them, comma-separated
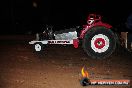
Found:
81,67 -> 89,78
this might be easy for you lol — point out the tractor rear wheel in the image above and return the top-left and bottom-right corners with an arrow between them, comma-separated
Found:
83,26 -> 116,59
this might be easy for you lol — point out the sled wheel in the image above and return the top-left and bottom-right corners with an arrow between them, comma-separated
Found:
34,43 -> 44,52
83,26 -> 116,59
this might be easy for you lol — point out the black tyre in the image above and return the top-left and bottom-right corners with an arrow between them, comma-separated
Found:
34,43 -> 44,52
83,26 -> 116,59
80,78 -> 91,86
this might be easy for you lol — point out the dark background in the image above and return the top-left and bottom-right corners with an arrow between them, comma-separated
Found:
0,0 -> 132,34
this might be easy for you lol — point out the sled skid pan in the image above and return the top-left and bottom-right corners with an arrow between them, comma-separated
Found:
29,40 -> 73,44
29,39 -> 79,48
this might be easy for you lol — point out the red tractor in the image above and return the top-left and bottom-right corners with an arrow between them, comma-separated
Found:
29,14 -> 117,59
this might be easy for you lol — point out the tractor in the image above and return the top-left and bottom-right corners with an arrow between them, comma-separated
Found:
29,14 -> 118,59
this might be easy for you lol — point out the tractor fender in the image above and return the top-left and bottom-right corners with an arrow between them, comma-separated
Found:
80,22 -> 113,39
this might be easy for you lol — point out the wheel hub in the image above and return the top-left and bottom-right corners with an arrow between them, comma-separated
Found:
91,34 -> 109,53
94,38 -> 105,49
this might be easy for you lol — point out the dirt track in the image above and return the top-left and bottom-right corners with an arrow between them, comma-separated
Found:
0,35 -> 131,88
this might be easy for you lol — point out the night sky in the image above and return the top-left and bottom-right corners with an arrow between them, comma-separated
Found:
0,0 -> 132,34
